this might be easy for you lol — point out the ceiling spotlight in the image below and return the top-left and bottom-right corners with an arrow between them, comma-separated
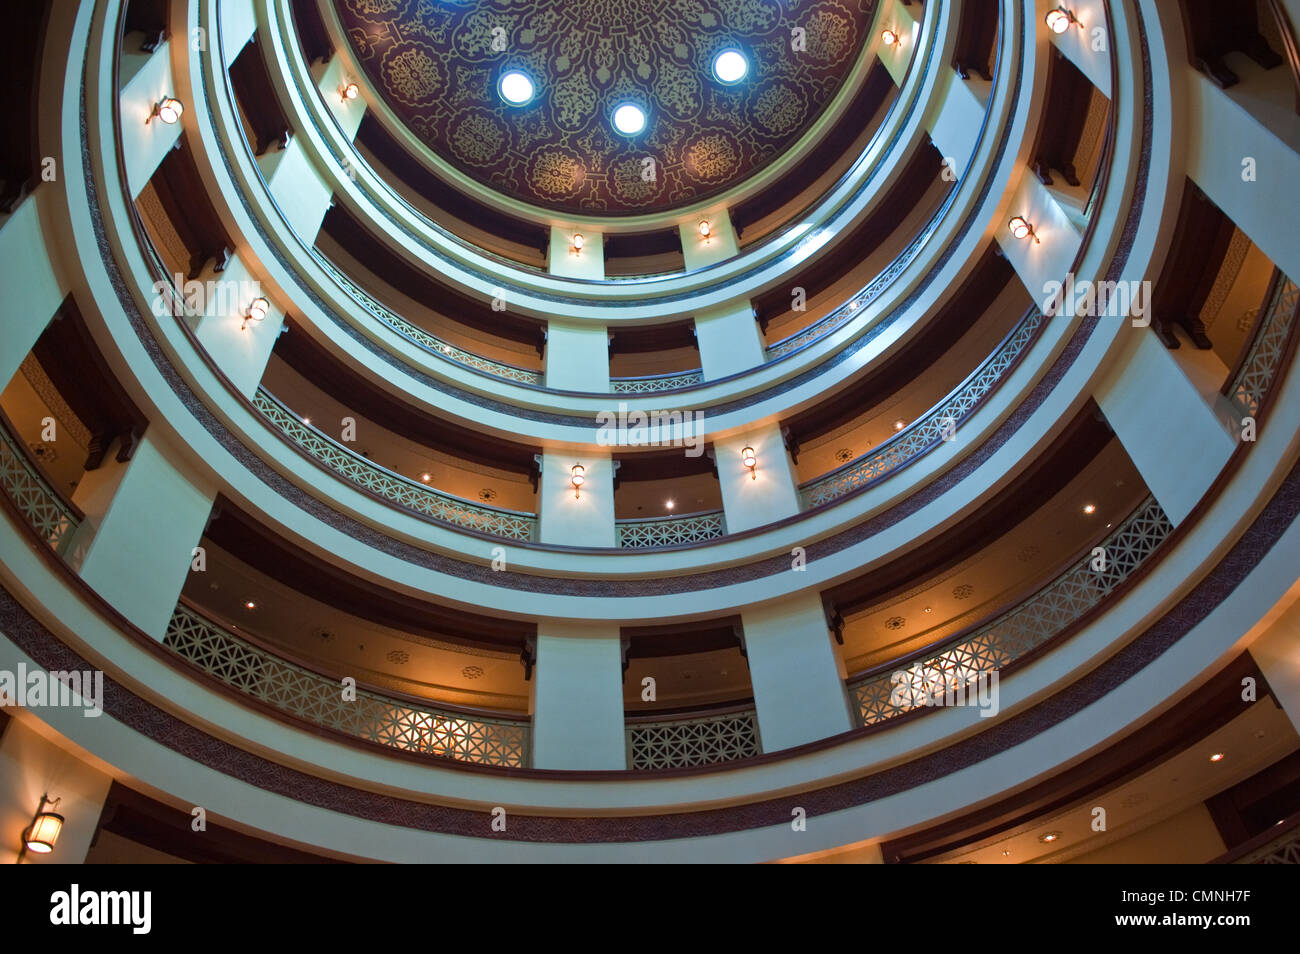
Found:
698,219 -> 712,243
612,102 -> 647,136
498,70 -> 536,106
151,96 -> 184,125
242,296 -> 270,330
1083,503 -> 1097,515
893,420 -> 906,431
1045,7 -> 1081,34
23,795 -> 64,855
244,600 -> 256,610
302,417 -> 311,425
1008,216 -> 1040,243
665,499 -> 675,510
881,28 -> 901,47
420,472 -> 431,483
341,82 -> 360,102
741,446 -> 757,479
570,463 -> 586,498
1039,831 -> 1062,843
1209,752 -> 1225,762
712,49 -> 749,84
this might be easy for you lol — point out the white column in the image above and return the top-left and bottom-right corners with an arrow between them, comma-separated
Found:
679,207 -> 739,269
544,320 -> 610,392
877,0 -> 922,87
188,254 -> 286,398
997,172 -> 1084,306
536,450 -> 616,547
694,301 -> 766,381
257,138 -> 334,243
715,424 -> 800,534
313,55 -> 368,141
0,190 -> 69,387
530,624 -> 626,770
119,39 -> 182,199
1187,70 -> 1300,282
1095,328 -> 1236,526
742,592 -> 855,751
220,0 -> 258,67
926,67 -> 990,167
0,718 -> 112,865
1250,598 -> 1300,734
1045,0 -> 1111,96
65,434 -> 215,640
548,227 -> 604,279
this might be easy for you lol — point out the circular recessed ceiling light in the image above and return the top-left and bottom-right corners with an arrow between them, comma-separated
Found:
712,48 -> 748,84
498,71 -> 535,106
612,102 -> 647,136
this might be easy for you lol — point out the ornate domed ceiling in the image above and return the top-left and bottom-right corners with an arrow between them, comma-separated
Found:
334,0 -> 877,214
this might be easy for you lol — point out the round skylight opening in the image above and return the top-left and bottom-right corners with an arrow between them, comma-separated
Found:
498,71 -> 536,106
712,49 -> 749,84
612,102 -> 648,136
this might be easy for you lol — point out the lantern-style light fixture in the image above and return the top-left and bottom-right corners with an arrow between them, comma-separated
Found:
24,795 -> 64,855
741,446 -> 757,479
570,463 -> 586,498
570,233 -> 585,256
151,97 -> 184,125
341,81 -> 360,102
881,28 -> 901,47
1008,216 -> 1040,243
698,219 -> 712,243
242,296 -> 270,330
1045,7 -> 1081,34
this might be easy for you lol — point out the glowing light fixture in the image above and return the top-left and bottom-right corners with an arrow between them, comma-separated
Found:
1045,7 -> 1080,34
698,219 -> 712,243
1008,216 -> 1040,243
341,82 -> 360,102
881,28 -> 901,47
244,600 -> 256,610
1210,752 -> 1225,762
242,296 -> 270,330
24,795 -> 63,855
612,102 -> 647,136
1083,503 -> 1097,515
893,420 -> 906,431
152,97 -> 184,125
420,473 -> 431,483
741,446 -> 757,479
712,49 -> 749,84
570,232 -> 585,255
570,463 -> 586,498
1039,831 -> 1062,844
498,70 -> 536,106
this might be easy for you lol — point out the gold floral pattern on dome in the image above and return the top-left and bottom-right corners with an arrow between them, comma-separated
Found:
334,0 -> 876,214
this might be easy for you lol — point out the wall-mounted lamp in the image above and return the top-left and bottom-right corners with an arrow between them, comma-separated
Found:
570,463 -> 586,498
741,446 -> 757,480
880,28 -> 901,47
698,219 -> 712,243
570,233 -> 585,256
242,296 -> 270,330
1045,7 -> 1081,34
23,794 -> 64,856
150,97 -> 184,125
341,81 -> 360,102
1008,216 -> 1040,244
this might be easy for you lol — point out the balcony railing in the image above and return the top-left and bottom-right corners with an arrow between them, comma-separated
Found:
254,388 -> 539,541
610,369 -> 705,393
799,307 -> 1046,508
847,496 -> 1174,727
626,706 -> 761,770
616,510 -> 726,549
164,602 -> 532,767
310,252 -> 545,387
1227,272 -> 1299,417
0,411 -> 81,554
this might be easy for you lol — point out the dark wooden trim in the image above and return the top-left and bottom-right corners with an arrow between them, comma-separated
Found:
1210,810 -> 1300,863
1266,0 -> 1300,114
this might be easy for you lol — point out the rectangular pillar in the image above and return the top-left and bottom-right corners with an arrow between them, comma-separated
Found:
530,624 -> 626,769
714,424 -> 801,533
119,40 -> 182,199
1095,328 -> 1236,526
536,450 -> 616,547
1250,598 -> 1300,735
0,190 -> 68,387
188,254 -> 286,398
66,434 -> 215,640
997,173 -> 1084,305
679,207 -> 739,270
742,592 -> 855,751
544,320 -> 610,392
258,137 -> 334,242
0,719 -> 112,865
548,227 -> 604,279
694,302 -> 765,380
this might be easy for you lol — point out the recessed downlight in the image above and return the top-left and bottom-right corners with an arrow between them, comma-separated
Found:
712,49 -> 748,84
498,70 -> 536,106
612,102 -> 647,136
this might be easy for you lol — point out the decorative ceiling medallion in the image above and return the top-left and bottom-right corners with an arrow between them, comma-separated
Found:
461,665 -> 486,679
334,0 -> 876,214
834,447 -> 853,462
386,649 -> 411,664
884,615 -> 905,630
952,583 -> 974,600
